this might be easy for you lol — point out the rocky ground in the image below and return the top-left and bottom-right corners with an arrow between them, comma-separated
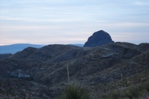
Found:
0,42 -> 149,99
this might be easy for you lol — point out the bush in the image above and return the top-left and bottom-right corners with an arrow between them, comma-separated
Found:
124,82 -> 149,99
101,90 -> 124,99
125,86 -> 141,99
101,81 -> 149,99
57,84 -> 91,99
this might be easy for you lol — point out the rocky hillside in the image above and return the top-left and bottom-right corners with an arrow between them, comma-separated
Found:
0,42 -> 149,98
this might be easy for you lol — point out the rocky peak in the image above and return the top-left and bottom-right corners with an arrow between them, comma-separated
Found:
84,30 -> 114,47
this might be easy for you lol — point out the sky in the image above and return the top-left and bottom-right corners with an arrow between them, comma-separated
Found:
0,0 -> 149,45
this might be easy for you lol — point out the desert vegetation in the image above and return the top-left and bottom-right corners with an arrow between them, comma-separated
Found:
101,81 -> 149,99
57,83 -> 91,99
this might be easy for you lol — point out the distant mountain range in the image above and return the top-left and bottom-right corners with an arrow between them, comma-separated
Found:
0,44 -> 44,54
0,44 -> 84,54
0,30 -> 114,54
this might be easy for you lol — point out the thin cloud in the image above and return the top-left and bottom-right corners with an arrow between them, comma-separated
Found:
133,1 -> 149,6
0,0 -> 149,45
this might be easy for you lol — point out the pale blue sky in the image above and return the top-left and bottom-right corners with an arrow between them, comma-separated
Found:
0,0 -> 149,45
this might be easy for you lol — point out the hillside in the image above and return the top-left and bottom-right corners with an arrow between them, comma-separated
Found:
0,43 -> 83,54
0,42 -> 149,98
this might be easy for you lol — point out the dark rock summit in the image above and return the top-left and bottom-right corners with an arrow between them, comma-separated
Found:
84,30 -> 114,47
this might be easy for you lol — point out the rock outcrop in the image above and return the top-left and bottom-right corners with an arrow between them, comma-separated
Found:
84,30 -> 114,47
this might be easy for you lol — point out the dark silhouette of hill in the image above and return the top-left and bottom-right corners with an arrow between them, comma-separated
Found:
84,30 -> 114,47
10,44 -> 90,62
0,43 -> 83,54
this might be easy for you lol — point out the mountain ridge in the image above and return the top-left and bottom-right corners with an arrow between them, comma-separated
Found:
0,30 -> 148,98
0,42 -> 148,98
0,43 -> 84,54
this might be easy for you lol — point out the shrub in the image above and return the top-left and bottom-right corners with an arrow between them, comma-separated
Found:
101,81 -> 149,99
101,90 -> 123,99
125,86 -> 140,99
57,84 -> 91,99
124,82 -> 149,99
